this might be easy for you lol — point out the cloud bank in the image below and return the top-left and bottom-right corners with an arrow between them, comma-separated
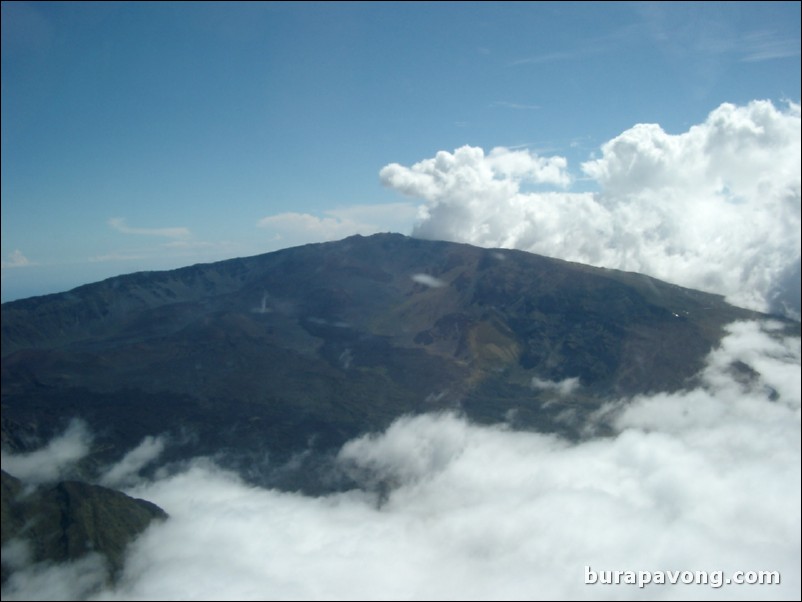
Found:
2,321 -> 799,600
381,100 -> 801,319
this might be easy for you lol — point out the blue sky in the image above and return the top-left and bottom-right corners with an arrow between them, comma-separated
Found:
2,1 -> 800,303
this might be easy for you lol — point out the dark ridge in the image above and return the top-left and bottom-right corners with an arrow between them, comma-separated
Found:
1,470 -> 167,585
2,234 -> 794,491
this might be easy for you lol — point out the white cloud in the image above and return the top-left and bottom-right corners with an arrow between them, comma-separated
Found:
511,49 -> 595,65
380,147 -> 571,206
0,419 -> 92,485
160,240 -> 221,250
1,249 -> 32,269
532,376 -> 581,397
257,202 -> 418,247
258,212 -> 362,241
88,240 -> 240,270
382,101 -> 801,319
2,322 -> 799,601
1,553 -> 109,601
88,252 -> 149,263
100,435 -> 166,489
492,101 -> 541,110
108,218 -> 191,239
411,273 -> 446,288
739,31 -> 800,63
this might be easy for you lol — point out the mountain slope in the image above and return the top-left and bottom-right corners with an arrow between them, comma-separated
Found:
1,470 -> 166,584
1,234 -> 787,488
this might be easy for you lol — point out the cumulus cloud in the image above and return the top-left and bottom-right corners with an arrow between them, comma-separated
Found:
108,218 -> 191,239
380,146 -> 571,205
0,419 -> 92,484
2,322 -> 799,601
382,101 -> 801,319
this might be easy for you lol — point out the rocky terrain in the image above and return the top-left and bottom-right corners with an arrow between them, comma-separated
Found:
2,234 -> 791,491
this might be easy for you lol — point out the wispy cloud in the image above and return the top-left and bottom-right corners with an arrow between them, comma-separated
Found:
411,273 -> 446,288
88,252 -> 149,263
257,202 -> 418,248
100,435 -> 166,488
509,24 -> 642,67
108,218 -> 190,239
89,239 -> 237,266
510,49 -> 591,66
161,240 -> 227,250
491,101 -> 540,110
635,4 -> 799,66
1,249 -> 33,269
740,31 -> 801,62
0,419 -> 92,484
531,376 -> 580,397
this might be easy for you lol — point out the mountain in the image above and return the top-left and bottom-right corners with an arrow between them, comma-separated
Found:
1,470 -> 166,584
1,234 -> 790,490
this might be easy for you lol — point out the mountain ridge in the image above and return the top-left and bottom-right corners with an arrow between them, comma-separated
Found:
1,469 -> 167,585
2,233 -> 794,490
0,233 -> 759,354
